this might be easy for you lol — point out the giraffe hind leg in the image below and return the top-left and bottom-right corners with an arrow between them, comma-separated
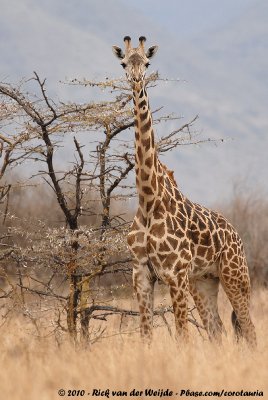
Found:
231,310 -> 243,341
219,255 -> 257,348
189,275 -> 225,342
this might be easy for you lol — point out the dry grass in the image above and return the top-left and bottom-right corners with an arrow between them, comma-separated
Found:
0,288 -> 267,400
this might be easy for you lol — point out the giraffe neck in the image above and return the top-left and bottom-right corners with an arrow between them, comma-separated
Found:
133,83 -> 159,213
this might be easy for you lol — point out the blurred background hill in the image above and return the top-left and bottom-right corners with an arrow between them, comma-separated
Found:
0,0 -> 267,204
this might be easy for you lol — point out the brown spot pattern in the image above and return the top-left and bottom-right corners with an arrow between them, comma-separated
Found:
126,72 -> 256,347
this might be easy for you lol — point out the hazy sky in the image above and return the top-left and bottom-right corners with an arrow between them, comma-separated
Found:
0,0 -> 266,205
127,0 -> 254,38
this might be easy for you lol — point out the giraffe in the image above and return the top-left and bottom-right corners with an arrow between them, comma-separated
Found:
112,36 -> 256,347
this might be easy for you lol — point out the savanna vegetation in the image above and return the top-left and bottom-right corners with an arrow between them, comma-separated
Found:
0,73 -> 267,400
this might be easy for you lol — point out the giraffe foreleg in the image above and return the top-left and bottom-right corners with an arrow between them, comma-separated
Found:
168,268 -> 189,341
133,261 -> 155,343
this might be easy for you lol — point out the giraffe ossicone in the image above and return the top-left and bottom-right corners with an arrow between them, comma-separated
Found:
112,36 -> 256,347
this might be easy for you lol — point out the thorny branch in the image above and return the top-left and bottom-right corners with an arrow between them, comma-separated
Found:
0,72 -> 211,344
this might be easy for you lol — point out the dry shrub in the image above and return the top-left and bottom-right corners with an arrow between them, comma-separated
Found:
218,184 -> 268,285
1,180 -> 103,228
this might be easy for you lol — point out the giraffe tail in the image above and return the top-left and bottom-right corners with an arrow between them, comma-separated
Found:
231,310 -> 243,341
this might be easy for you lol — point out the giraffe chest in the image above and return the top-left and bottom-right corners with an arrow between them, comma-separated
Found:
128,214 -> 171,256
128,212 -> 188,251
147,215 -> 192,262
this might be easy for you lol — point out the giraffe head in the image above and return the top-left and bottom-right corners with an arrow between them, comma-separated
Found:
112,36 -> 158,88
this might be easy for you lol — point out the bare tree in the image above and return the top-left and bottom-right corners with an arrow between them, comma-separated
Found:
0,99 -> 30,203
0,72 -> 205,344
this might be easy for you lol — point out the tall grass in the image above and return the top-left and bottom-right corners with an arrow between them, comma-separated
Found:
1,288 -> 267,400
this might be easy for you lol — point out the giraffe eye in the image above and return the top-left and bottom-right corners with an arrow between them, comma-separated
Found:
121,62 -> 126,69
145,62 -> 150,68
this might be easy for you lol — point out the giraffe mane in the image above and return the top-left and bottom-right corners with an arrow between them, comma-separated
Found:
161,162 -> 178,186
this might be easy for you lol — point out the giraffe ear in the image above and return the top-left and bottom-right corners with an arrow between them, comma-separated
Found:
112,45 -> 125,59
146,45 -> 158,59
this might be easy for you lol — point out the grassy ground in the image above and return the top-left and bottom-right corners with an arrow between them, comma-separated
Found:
0,288 -> 267,400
